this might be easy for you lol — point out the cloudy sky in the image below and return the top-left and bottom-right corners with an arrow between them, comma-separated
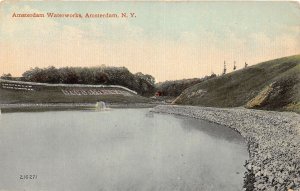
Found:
0,1 -> 299,82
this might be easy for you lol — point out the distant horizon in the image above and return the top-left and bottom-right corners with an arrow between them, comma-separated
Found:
1,53 -> 299,83
1,1 -> 299,82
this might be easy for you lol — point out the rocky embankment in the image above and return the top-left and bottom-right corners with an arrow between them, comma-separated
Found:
151,105 -> 300,191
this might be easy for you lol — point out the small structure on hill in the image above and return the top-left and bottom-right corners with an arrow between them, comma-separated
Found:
155,91 -> 162,97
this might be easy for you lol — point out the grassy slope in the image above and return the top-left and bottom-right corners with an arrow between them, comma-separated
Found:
0,84 -> 151,104
156,78 -> 204,97
174,55 -> 300,112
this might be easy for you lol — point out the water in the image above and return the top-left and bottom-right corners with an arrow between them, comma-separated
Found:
0,109 -> 248,191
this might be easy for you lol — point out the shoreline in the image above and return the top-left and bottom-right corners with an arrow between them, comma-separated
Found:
0,103 -> 160,113
151,105 -> 300,191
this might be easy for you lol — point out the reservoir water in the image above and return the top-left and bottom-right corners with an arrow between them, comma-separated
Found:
0,109 -> 248,191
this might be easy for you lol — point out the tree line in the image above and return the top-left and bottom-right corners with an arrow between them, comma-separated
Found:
156,74 -> 217,97
1,66 -> 218,97
1,66 -> 156,96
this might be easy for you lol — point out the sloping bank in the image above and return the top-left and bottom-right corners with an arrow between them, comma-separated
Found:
151,105 -> 300,191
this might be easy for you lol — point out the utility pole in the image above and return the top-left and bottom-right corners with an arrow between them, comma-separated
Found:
222,61 -> 227,75
233,61 -> 237,70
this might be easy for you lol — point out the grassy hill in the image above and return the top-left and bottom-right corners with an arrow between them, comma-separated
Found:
0,80 -> 151,104
156,75 -> 216,97
173,55 -> 300,113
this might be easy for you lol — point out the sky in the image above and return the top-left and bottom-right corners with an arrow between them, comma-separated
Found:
0,1 -> 299,82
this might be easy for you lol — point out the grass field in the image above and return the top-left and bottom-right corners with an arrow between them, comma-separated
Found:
174,55 -> 300,113
0,80 -> 151,104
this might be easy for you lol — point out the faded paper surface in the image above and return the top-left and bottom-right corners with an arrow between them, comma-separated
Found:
0,1 -> 299,191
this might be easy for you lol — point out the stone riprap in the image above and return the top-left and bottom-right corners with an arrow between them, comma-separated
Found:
151,105 -> 300,191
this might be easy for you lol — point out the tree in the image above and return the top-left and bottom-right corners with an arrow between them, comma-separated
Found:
95,72 -> 109,84
22,67 -> 45,82
59,67 -> 79,84
44,66 -> 61,83
1,73 -> 12,80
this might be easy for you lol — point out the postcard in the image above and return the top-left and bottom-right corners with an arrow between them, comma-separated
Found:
0,1 -> 299,191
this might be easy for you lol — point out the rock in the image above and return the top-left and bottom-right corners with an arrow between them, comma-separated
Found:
247,164 -> 252,170
277,178 -> 285,184
256,183 -> 265,190
267,187 -> 275,191
287,182 -> 294,189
